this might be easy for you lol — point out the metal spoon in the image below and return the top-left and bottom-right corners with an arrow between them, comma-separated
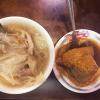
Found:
67,0 -> 78,48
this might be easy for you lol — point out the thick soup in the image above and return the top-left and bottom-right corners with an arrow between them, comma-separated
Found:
56,35 -> 100,87
0,23 -> 49,88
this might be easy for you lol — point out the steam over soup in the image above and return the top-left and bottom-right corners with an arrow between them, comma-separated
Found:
0,23 -> 49,88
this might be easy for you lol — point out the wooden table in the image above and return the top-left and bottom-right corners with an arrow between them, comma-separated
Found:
0,0 -> 100,99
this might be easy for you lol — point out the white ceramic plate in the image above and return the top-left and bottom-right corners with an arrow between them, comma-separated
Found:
0,16 -> 55,94
54,29 -> 100,93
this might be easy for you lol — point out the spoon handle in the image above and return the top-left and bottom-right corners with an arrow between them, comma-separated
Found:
67,0 -> 79,48
67,0 -> 76,31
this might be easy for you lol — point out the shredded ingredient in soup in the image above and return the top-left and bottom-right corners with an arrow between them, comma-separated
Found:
0,23 -> 49,88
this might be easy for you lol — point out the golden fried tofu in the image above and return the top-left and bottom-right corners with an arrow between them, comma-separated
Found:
62,46 -> 98,83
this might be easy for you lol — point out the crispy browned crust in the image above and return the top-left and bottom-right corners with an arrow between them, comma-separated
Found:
57,65 -> 100,87
62,46 -> 98,85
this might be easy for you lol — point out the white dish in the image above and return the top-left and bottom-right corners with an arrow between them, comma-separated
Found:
0,16 -> 55,94
54,29 -> 100,93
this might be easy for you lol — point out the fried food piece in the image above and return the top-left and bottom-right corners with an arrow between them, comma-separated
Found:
62,46 -> 98,83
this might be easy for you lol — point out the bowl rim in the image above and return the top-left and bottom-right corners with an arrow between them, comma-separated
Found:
0,16 -> 55,94
53,29 -> 100,93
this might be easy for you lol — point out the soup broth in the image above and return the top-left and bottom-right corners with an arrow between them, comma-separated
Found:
56,37 -> 100,87
0,23 -> 49,88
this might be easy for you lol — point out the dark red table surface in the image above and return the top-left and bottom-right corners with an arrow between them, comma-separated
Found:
0,0 -> 100,100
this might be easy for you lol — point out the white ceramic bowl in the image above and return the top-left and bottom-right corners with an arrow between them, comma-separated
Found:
0,16 -> 55,94
54,29 -> 100,93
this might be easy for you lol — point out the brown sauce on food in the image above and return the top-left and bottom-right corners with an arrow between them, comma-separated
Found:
56,38 -> 100,87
